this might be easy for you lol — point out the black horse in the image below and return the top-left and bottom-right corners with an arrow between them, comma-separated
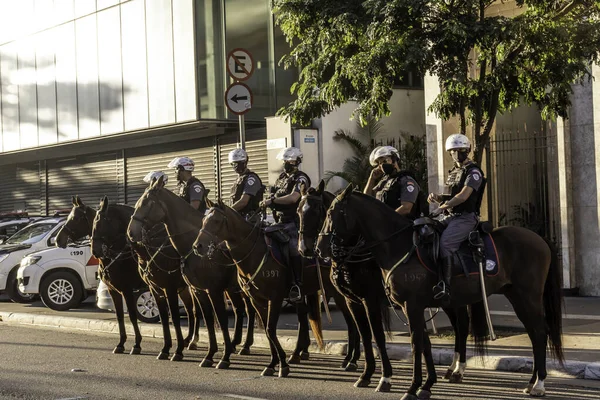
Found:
317,185 -> 564,399
91,196 -> 202,361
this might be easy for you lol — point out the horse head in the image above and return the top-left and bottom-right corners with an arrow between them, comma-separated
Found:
92,196 -> 129,259
192,199 -> 230,259
56,195 -> 93,249
297,180 -> 329,257
128,175 -> 168,243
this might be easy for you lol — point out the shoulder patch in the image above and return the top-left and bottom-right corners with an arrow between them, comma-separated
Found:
471,171 -> 481,181
407,185 -> 415,193
247,177 -> 256,186
194,186 -> 202,193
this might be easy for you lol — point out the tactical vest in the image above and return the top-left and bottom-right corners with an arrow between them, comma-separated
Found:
229,171 -> 264,217
272,170 -> 310,223
446,163 -> 484,214
178,177 -> 206,214
374,171 -> 420,219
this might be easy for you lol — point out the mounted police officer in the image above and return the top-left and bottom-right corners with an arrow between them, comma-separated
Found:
228,148 -> 264,222
428,133 -> 485,301
167,156 -> 207,213
364,145 -> 421,219
143,170 -> 168,189
259,147 -> 310,302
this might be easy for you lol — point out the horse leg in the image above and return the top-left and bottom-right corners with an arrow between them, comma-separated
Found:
179,286 -> 199,350
265,301 -> 291,377
239,294 -> 255,355
209,291 -> 234,369
251,299 -> 281,377
332,290 -> 360,370
196,290 -> 217,368
505,290 -> 548,397
402,304 -> 426,400
417,328 -> 438,400
443,307 -> 469,383
347,299 -> 375,387
122,289 -> 142,355
289,300 -> 310,364
151,287 -> 172,360
166,285 -> 185,362
227,291 -> 245,352
108,288 -> 127,354
364,295 -> 392,392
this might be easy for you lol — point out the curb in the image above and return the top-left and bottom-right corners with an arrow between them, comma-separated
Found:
2,311 -> 597,381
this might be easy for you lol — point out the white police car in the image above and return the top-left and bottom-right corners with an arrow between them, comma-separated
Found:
0,216 -> 67,303
18,243 -> 100,311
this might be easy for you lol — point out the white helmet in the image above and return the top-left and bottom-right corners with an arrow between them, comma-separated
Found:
276,147 -> 303,163
369,145 -> 399,167
167,156 -> 195,171
445,134 -> 471,151
228,148 -> 248,163
143,171 -> 168,184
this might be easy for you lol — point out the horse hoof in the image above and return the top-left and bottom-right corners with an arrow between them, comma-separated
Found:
523,383 -> 534,394
300,351 -> 309,360
187,343 -> 198,351
130,347 -> 141,355
216,360 -> 230,370
344,362 -> 358,372
238,347 -> 251,356
417,389 -> 432,400
354,379 -> 370,388
157,352 -> 169,360
261,367 -> 275,377
376,380 -> 392,392
278,366 -> 290,378
341,360 -> 349,369
199,359 -> 214,368
444,369 -> 453,379
529,388 -> 545,397
449,372 -> 464,383
171,353 -> 184,362
288,354 -> 301,364
401,394 -> 419,400
113,346 -> 125,354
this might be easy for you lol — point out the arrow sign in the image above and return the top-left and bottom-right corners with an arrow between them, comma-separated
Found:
225,82 -> 253,115
227,48 -> 254,81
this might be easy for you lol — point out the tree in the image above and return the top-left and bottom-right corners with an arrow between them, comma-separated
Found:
272,0 -> 600,164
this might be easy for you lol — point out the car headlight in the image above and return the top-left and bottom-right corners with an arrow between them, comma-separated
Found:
0,253 -> 9,263
20,256 -> 42,268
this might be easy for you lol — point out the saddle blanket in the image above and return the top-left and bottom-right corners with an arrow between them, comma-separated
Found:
264,235 -> 318,268
416,233 -> 500,277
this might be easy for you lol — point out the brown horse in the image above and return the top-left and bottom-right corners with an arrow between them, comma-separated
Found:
92,196 -> 201,361
127,182 -> 256,369
317,185 -> 564,399
191,198 -> 325,378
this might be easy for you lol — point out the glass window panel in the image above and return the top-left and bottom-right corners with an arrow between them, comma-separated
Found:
35,30 -> 58,146
146,0 -> 176,126
55,22 -> 78,142
34,0 -> 55,33
1,43 -> 20,152
75,15 -> 100,138
97,0 -> 119,11
54,0 -> 74,25
173,0 -> 196,122
121,0 -> 148,131
97,6 -> 124,135
74,0 -> 95,18
18,36 -> 38,149
273,24 -> 298,111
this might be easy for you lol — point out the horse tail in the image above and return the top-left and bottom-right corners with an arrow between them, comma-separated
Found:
469,302 -> 489,358
306,292 -> 324,350
543,237 -> 565,365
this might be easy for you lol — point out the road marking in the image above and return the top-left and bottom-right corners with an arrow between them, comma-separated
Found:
490,310 -> 600,321
56,397 -> 88,400
224,395 -> 267,400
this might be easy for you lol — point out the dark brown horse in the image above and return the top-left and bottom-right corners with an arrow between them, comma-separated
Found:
127,182 -> 256,369
190,197 -> 325,378
298,181 -> 473,390
92,196 -> 201,361
317,185 -> 564,399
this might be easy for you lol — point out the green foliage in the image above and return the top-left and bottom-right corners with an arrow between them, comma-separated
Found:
272,0 -> 600,163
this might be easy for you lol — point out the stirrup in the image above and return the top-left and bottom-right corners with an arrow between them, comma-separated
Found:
432,281 -> 450,300
289,285 -> 302,303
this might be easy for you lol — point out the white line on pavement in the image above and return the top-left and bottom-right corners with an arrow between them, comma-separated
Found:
224,395 -> 268,400
490,310 -> 600,321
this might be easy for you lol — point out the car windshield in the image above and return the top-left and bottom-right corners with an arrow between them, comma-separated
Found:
5,222 -> 57,245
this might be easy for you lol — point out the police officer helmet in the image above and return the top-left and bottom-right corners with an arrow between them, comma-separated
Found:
167,156 -> 195,171
143,171 -> 168,184
276,147 -> 303,164
369,145 -> 399,167
228,148 -> 248,164
445,134 -> 471,152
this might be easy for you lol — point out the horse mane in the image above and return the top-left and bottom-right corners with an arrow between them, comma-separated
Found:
346,191 -> 413,230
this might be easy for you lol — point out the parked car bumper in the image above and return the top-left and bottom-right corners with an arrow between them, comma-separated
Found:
17,264 -> 43,294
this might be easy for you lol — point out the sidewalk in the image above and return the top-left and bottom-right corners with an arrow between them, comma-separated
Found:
2,295 -> 599,381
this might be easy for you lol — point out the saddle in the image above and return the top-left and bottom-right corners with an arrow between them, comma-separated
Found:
413,217 -> 499,277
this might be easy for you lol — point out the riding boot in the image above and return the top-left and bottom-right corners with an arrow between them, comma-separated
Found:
433,256 -> 453,302
288,256 -> 303,303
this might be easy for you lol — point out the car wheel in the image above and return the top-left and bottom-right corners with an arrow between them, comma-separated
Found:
6,270 -> 38,303
40,271 -> 83,311
134,289 -> 160,323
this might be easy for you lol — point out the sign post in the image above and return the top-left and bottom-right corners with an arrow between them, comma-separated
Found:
226,48 -> 254,150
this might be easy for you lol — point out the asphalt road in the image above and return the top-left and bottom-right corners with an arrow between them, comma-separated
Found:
1,324 -> 599,400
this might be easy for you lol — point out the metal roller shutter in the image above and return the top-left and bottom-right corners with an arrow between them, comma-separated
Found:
0,162 -> 43,215
47,152 -> 125,211
125,137 -> 217,205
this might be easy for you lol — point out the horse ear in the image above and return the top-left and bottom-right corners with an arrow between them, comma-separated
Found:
340,183 -> 354,200
205,197 -> 214,208
217,198 -> 225,208
317,179 -> 325,194
300,182 -> 308,196
99,196 -> 109,213
72,196 -> 77,206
